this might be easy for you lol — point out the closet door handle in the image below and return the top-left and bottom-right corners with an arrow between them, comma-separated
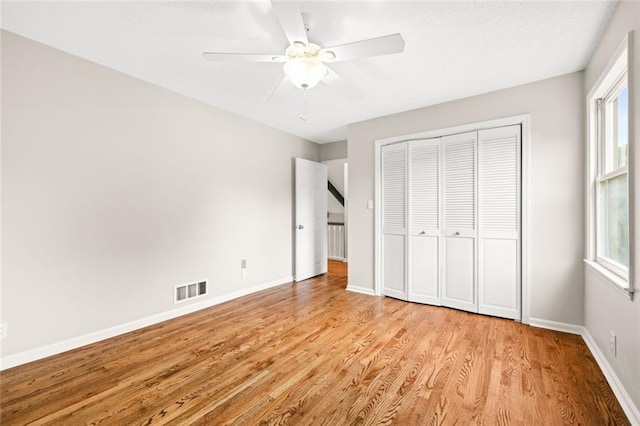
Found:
419,231 -> 426,235
454,231 -> 460,236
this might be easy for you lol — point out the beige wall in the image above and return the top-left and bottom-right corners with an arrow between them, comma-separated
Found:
320,140 -> 347,161
1,31 -> 319,359
348,71 -> 585,325
583,0 -> 640,415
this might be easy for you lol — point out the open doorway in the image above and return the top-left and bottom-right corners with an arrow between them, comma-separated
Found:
322,158 -> 348,276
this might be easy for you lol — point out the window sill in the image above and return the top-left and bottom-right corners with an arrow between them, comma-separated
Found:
584,259 -> 633,300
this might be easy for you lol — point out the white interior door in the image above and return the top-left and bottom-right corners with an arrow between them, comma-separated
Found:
408,138 -> 441,305
441,131 -> 478,313
295,158 -> 328,282
478,125 -> 521,319
381,143 -> 408,300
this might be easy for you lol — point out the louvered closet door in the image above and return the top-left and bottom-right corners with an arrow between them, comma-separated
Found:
442,132 -> 478,313
381,143 -> 408,300
408,139 -> 441,305
478,126 -> 521,319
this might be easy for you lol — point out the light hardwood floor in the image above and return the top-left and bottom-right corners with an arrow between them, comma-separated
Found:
0,260 -> 629,425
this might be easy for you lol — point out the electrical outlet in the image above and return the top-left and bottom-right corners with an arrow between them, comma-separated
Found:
241,269 -> 248,280
241,259 -> 247,269
0,322 -> 7,339
609,331 -> 617,357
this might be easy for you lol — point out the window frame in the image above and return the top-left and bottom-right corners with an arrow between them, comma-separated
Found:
586,34 -> 633,297
595,73 -> 629,280
600,75 -> 628,175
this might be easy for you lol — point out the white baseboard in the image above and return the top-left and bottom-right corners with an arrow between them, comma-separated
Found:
346,285 -> 376,296
0,276 -> 292,371
528,318 -> 640,424
528,317 -> 584,335
582,329 -> 640,425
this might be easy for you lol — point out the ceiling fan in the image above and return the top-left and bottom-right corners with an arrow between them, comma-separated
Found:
202,1 -> 405,102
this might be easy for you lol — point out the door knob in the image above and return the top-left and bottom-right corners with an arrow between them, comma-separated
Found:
298,225 -> 304,230
454,231 -> 460,236
419,231 -> 426,235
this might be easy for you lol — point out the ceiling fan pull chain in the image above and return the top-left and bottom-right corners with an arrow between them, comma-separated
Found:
299,89 -> 308,122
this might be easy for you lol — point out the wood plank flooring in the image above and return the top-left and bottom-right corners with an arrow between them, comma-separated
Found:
1,260 -> 629,425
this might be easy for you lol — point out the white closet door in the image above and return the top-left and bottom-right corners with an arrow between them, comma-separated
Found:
442,131 -> 477,313
381,143 -> 408,300
408,139 -> 441,305
478,126 -> 521,319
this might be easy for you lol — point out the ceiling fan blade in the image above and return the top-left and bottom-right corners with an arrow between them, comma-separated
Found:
202,52 -> 285,62
267,75 -> 293,103
323,67 -> 364,102
271,0 -> 308,46
323,33 -> 405,62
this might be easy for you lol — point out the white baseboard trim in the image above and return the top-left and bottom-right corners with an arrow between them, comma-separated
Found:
582,329 -> 640,425
0,276 -> 293,371
528,317 -> 584,335
513,317 -> 640,423
346,285 -> 376,296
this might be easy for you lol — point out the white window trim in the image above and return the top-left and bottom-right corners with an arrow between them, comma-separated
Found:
586,32 -> 634,299
584,259 -> 630,297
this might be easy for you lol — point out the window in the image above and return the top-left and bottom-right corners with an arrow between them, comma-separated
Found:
596,76 -> 629,278
587,37 -> 631,291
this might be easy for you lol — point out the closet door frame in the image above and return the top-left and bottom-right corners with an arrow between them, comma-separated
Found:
374,114 -> 531,323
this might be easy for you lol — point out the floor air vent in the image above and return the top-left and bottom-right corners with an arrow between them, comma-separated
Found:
175,281 -> 207,303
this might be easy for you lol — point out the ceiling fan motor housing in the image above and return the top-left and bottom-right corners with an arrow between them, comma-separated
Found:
301,13 -> 313,34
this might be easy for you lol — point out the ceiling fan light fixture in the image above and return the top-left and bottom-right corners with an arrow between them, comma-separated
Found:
284,56 -> 328,89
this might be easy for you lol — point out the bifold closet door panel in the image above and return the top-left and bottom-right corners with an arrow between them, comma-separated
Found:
410,237 -> 439,303
381,143 -> 408,300
383,234 -> 406,299
441,131 -> 478,313
444,237 -> 475,306
478,125 -> 521,319
408,139 -> 441,305
479,239 -> 518,316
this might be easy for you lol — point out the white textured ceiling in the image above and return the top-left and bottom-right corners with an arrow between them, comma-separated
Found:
1,1 -> 617,143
